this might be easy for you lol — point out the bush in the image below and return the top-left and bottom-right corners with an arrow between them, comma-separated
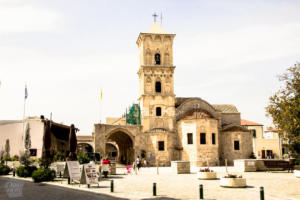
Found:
19,151 -> 32,167
0,164 -> 10,175
16,165 -> 37,177
32,168 -> 56,183
53,151 -> 66,162
11,155 -> 19,161
77,152 -> 90,164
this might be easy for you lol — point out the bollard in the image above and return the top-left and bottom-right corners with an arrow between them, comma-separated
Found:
153,182 -> 157,196
68,177 -> 70,184
199,184 -> 203,200
13,169 -> 15,177
260,187 -> 264,200
59,171 -> 62,178
87,184 -> 90,188
111,180 -> 114,192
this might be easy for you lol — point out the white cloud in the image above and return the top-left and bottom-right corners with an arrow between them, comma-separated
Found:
0,2 -> 60,33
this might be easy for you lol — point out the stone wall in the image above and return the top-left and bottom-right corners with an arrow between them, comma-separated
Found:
219,131 -> 253,165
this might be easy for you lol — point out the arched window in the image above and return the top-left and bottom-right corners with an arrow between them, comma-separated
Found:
155,81 -> 161,93
156,107 -> 161,116
155,53 -> 161,65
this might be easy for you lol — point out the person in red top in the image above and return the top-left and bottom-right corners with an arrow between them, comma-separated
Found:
102,158 -> 111,165
101,157 -> 111,178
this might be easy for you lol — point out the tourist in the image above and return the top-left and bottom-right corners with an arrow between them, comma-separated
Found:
102,157 -> 111,178
143,159 -> 147,167
136,156 -> 141,170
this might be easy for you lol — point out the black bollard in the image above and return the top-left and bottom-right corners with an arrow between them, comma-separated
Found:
87,184 -> 90,188
68,177 -> 70,184
199,184 -> 203,200
260,187 -> 264,200
153,183 -> 157,196
13,169 -> 15,177
110,180 -> 114,192
59,171 -> 62,178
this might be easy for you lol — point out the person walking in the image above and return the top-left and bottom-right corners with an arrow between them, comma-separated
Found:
136,156 -> 141,171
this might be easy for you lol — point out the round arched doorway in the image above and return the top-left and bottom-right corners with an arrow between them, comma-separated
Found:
77,143 -> 94,153
106,129 -> 134,164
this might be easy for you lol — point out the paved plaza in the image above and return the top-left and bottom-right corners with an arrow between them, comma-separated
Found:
1,167 -> 300,200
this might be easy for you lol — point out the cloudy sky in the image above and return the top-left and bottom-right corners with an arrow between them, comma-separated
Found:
0,0 -> 299,135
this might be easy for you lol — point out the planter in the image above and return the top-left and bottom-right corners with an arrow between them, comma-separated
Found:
294,170 -> 300,178
220,177 -> 247,188
197,172 -> 217,180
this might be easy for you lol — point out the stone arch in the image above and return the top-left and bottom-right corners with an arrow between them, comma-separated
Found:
77,142 -> 94,153
145,48 -> 152,65
105,128 -> 135,164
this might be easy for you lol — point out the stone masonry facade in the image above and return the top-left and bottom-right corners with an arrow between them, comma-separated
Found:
93,23 -> 252,166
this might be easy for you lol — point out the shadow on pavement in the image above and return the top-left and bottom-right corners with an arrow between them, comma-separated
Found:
0,177 -> 129,200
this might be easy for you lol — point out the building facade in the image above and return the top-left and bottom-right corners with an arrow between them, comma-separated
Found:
93,23 -> 253,166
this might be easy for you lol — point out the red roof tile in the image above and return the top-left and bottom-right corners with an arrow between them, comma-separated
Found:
241,119 -> 263,126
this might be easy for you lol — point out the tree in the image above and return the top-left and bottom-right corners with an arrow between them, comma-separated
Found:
24,123 -> 31,151
4,139 -> 10,164
266,62 -> 300,155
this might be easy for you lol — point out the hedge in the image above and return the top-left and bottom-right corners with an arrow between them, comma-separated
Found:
16,166 -> 37,177
0,164 -> 10,175
32,168 -> 56,183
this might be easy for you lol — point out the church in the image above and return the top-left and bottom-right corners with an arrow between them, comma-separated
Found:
93,22 -> 253,166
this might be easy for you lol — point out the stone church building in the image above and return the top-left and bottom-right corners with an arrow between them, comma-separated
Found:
93,23 -> 252,166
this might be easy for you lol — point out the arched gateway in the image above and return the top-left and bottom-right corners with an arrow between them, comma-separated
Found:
94,124 -> 142,165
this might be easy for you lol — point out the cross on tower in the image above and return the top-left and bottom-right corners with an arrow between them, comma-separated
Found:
152,12 -> 158,23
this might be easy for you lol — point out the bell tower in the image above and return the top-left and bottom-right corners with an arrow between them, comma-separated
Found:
136,22 -> 176,132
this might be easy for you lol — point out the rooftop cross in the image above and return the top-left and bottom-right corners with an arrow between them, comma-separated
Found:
152,12 -> 158,23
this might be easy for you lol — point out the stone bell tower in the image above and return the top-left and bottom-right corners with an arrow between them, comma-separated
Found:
136,22 -> 176,132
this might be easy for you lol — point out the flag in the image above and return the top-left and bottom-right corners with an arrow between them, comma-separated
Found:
25,85 -> 28,100
100,89 -> 102,100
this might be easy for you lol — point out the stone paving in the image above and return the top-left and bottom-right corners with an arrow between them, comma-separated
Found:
1,167 -> 300,200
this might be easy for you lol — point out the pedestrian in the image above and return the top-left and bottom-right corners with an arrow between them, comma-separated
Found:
136,156 -> 141,171
143,159 -> 147,167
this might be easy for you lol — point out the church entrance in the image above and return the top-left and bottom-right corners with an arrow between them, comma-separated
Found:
106,130 -> 134,165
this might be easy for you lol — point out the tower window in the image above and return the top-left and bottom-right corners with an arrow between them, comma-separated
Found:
156,107 -> 161,116
155,81 -> 161,93
187,133 -> 193,144
212,133 -> 216,145
234,140 -> 240,150
158,141 -> 164,151
251,129 -> 256,138
155,53 -> 161,65
200,133 -> 206,144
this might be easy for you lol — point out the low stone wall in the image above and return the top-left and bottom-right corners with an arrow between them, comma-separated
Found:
234,159 -> 256,172
171,161 -> 190,174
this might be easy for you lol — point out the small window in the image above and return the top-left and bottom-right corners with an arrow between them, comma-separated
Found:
29,149 -> 37,156
156,107 -> 161,116
234,141 -> 240,150
212,133 -> 216,145
158,141 -> 164,151
251,129 -> 256,138
200,133 -> 206,144
187,133 -> 193,144
155,81 -> 161,93
155,53 -> 161,65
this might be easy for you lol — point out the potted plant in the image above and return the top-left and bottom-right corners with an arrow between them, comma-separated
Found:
197,168 -> 217,180
220,174 -> 247,188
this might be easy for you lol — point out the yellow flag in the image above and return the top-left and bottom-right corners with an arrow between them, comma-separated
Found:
100,89 -> 103,100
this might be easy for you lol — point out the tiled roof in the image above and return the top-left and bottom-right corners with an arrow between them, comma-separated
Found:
147,23 -> 167,34
241,119 -> 262,126
212,104 -> 239,113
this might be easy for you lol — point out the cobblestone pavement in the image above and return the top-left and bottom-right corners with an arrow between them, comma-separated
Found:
1,167 -> 300,200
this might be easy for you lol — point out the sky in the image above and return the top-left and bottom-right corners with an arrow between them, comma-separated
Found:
0,0 -> 300,135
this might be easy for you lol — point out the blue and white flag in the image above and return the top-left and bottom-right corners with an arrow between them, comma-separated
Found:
25,85 -> 28,100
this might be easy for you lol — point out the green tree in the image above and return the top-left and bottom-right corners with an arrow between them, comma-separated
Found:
4,139 -> 10,164
266,63 -> 300,154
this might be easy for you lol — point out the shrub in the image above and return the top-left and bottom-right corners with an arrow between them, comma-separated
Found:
16,165 -> 37,177
19,151 -> 32,167
11,155 -> 19,161
0,164 -> 10,175
77,152 -> 90,164
223,174 -> 242,178
249,152 -> 256,159
32,168 -> 56,183
53,151 -> 66,162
